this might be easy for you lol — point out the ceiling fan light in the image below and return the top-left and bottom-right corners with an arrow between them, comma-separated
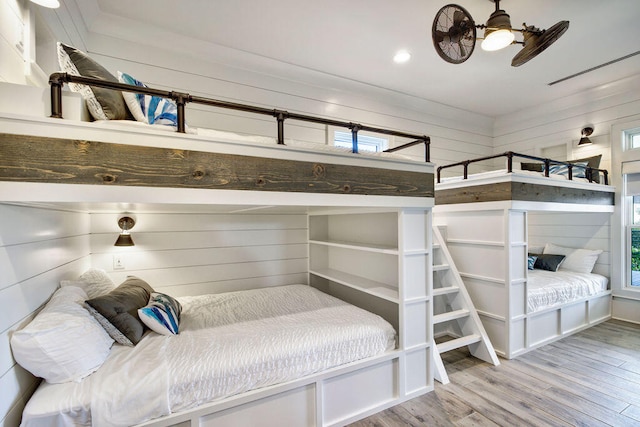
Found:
481,29 -> 515,51
481,8 -> 514,51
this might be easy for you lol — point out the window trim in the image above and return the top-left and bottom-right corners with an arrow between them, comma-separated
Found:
328,126 -> 392,153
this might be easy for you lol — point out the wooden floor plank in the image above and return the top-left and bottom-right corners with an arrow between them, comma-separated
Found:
348,320 -> 640,426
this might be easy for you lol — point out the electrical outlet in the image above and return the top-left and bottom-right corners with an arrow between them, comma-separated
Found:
113,255 -> 125,270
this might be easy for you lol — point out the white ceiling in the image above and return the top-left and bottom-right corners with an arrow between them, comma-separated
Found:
79,0 -> 640,118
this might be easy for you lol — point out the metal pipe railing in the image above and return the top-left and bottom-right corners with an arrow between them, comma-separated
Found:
49,72 -> 431,162
436,151 -> 609,185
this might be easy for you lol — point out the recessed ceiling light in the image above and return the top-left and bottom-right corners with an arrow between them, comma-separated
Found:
393,50 -> 411,64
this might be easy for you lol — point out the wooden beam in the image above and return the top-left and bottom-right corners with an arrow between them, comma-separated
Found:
436,181 -> 614,205
0,133 -> 433,198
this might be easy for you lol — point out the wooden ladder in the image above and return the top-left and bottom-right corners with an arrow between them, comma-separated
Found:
431,226 -> 500,384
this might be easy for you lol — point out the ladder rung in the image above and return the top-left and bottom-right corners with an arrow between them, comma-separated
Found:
437,334 -> 482,353
433,264 -> 449,271
433,286 -> 459,296
433,308 -> 469,324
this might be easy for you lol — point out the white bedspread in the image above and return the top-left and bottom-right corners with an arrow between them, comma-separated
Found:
527,270 -> 608,313
21,285 -> 396,427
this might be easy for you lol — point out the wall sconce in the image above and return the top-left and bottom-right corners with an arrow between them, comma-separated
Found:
578,126 -> 594,145
114,216 -> 135,246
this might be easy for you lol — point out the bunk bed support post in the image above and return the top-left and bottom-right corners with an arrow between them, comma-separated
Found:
49,72 -> 65,119
274,110 -> 288,145
349,123 -> 361,153
171,92 -> 190,133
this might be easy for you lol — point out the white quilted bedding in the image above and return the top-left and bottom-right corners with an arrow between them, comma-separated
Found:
527,270 -> 609,313
21,285 -> 396,427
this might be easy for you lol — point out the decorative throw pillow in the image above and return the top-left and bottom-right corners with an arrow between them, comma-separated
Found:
117,71 -> 178,127
10,286 -> 114,383
570,155 -> 602,183
57,42 -> 130,121
543,243 -> 602,274
533,254 -> 566,272
521,162 -> 544,172
547,161 -> 588,177
527,254 -> 538,270
138,292 -> 182,335
60,268 -> 116,299
85,276 -> 154,346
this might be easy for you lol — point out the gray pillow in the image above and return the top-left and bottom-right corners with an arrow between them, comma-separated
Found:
533,254 -> 566,272
85,276 -> 154,346
57,42 -> 130,121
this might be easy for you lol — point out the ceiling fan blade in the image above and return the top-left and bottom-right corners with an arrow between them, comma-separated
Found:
512,20 -> 570,67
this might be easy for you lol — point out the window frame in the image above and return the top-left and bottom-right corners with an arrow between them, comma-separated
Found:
328,126 -> 391,153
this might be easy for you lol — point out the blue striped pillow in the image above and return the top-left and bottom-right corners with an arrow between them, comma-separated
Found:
138,293 -> 182,336
118,71 -> 178,127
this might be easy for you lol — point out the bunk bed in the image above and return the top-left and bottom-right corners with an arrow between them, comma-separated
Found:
433,152 -> 614,359
1,46 -> 435,427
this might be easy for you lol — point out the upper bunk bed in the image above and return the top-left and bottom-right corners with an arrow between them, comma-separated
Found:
434,152 -> 614,212
0,44 -> 434,211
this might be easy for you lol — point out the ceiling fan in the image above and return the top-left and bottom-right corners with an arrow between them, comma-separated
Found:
432,0 -> 569,66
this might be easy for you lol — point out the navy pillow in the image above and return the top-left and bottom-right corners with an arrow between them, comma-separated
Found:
533,254 -> 566,272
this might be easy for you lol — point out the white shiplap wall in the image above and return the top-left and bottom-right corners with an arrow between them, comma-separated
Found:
528,211 -> 612,278
88,212 -> 310,296
494,72 -> 640,322
0,204 -> 91,427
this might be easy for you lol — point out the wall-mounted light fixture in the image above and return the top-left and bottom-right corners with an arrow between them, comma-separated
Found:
578,126 -> 594,145
29,0 -> 60,8
114,216 -> 135,246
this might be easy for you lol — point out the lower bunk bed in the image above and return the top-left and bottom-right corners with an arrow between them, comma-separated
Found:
434,152 -> 614,359
15,279 -> 398,427
1,82 -> 434,425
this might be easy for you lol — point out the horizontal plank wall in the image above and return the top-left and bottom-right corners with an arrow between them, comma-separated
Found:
494,73 -> 640,321
89,212 -> 309,296
527,211 -> 612,278
0,204 -> 91,427
33,2 -> 495,170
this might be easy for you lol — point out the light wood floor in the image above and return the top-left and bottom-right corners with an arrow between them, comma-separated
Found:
349,319 -> 640,426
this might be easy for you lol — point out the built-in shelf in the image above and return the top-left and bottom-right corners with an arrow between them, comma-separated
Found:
309,268 -> 399,303
309,239 -> 398,254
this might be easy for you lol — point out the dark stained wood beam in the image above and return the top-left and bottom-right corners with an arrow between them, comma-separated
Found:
436,181 -> 614,205
0,133 -> 434,198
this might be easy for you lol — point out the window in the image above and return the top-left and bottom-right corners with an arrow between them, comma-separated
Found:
624,127 -> 640,289
333,130 -> 389,153
631,197 -> 640,287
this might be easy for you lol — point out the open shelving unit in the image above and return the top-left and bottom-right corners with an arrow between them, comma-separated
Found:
308,208 -> 433,400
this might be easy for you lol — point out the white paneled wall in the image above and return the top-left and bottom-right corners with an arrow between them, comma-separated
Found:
528,211 -> 612,278
0,204 -> 91,427
89,212 -> 309,296
494,73 -> 640,320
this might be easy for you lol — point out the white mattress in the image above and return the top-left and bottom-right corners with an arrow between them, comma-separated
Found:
527,270 -> 609,313
93,120 -> 418,162
21,285 -> 396,427
439,168 -> 593,184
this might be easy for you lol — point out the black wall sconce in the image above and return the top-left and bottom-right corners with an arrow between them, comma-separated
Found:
578,126 -> 594,145
114,216 -> 135,246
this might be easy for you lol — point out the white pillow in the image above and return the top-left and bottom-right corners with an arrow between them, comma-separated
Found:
543,243 -> 602,274
10,286 -> 114,384
64,268 -> 116,299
